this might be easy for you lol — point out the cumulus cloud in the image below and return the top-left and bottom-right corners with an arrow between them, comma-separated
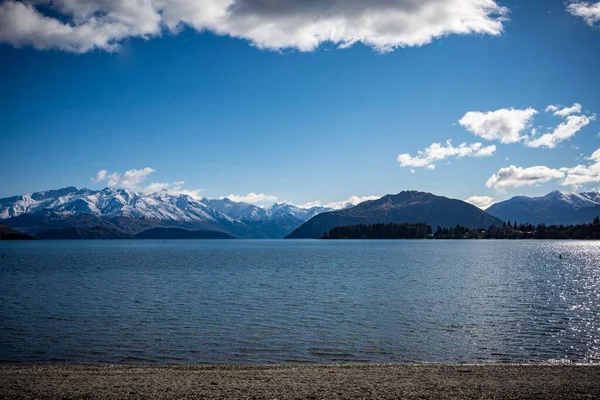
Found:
465,196 -> 495,209
295,201 -> 323,209
458,107 -> 538,144
324,195 -> 381,210
485,165 -> 565,192
458,103 -> 594,149
567,1 -> 600,26
397,140 -> 496,169
545,103 -> 582,118
99,167 -> 156,190
486,148 -> 600,191
295,195 -> 380,210
0,0 -> 161,53
560,149 -> 600,187
143,181 -> 203,200
224,192 -> 279,205
0,0 -> 509,53
92,167 -> 202,198
92,169 -> 108,183
525,114 -> 593,149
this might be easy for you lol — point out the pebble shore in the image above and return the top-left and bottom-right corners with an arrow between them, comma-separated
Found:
2,364 -> 600,399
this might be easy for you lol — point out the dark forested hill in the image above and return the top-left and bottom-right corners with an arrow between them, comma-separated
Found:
134,228 -> 234,239
287,191 -> 503,238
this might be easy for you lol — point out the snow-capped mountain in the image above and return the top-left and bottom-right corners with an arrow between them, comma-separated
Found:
0,187 -> 333,238
0,187 -> 230,223
203,199 -> 333,223
486,190 -> 600,225
203,198 -> 270,223
268,203 -> 332,221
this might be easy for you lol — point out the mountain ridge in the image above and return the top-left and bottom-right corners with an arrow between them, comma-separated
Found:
287,190 -> 504,238
0,187 -> 333,239
486,190 -> 600,225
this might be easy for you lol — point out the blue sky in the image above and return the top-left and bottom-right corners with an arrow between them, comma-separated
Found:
1,0 -> 599,208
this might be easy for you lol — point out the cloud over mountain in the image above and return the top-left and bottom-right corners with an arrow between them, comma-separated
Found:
0,0 -> 509,53
92,167 -> 202,199
223,193 -> 279,206
485,165 -> 565,192
398,140 -> 496,170
465,196 -> 495,209
486,148 -> 600,191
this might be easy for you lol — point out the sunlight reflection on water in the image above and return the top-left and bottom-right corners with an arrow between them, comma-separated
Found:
0,239 -> 599,364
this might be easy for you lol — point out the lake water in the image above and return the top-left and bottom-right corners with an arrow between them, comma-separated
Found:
1,240 -> 599,364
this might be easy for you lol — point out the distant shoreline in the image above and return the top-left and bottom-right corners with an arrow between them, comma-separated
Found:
1,364 -> 599,399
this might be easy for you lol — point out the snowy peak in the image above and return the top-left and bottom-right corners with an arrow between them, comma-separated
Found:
203,198 -> 269,222
487,190 -> 600,225
539,190 -> 600,210
0,187 -> 225,223
204,198 -> 333,223
0,187 -> 336,238
267,203 -> 332,221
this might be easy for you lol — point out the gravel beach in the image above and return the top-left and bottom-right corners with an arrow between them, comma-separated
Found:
2,364 -> 600,399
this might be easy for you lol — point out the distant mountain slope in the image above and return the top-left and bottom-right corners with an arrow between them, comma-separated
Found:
135,228 -> 234,239
0,187 -> 334,238
36,226 -> 131,240
487,191 -> 600,225
0,224 -> 34,240
287,191 -> 503,239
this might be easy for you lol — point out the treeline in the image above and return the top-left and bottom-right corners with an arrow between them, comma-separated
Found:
436,216 -> 600,239
322,217 -> 600,240
322,223 -> 432,239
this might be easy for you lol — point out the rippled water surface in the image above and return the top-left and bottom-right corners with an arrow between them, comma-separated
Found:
1,240 -> 599,364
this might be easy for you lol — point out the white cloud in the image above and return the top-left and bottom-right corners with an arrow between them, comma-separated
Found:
567,1 -> 600,26
91,167 -> 202,198
295,201 -> 323,209
143,181 -> 202,200
92,169 -> 107,183
458,107 -> 538,144
560,149 -> 600,187
0,0 -> 509,53
97,167 -> 156,190
296,195 -> 380,210
485,165 -> 565,192
486,148 -> 600,191
224,192 -> 279,206
0,1 -> 160,53
397,140 -> 496,169
324,195 -> 381,210
525,114 -> 592,149
545,103 -> 582,118
465,196 -> 495,209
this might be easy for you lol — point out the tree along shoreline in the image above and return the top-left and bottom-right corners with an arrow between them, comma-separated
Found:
321,217 -> 600,240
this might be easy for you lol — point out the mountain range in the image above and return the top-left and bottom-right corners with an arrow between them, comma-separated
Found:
486,191 -> 600,225
287,191 -> 503,238
1,187 -> 599,239
0,187 -> 333,239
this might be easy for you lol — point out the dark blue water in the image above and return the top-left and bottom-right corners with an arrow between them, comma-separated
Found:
0,240 -> 599,364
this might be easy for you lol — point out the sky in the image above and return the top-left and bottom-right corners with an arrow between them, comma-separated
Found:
1,0 -> 600,209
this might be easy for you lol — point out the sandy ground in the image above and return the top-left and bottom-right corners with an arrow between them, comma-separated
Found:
1,364 -> 600,399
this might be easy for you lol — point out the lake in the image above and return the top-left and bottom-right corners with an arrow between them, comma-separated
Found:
0,240 -> 599,364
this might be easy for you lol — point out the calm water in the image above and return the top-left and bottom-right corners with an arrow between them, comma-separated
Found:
0,240 -> 599,364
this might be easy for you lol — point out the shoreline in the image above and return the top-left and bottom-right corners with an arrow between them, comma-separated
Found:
2,364 -> 600,399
